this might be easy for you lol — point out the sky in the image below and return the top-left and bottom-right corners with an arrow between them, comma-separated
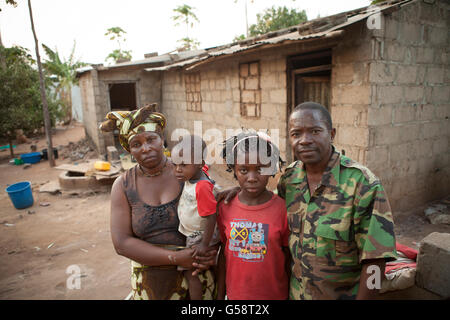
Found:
0,0 -> 371,65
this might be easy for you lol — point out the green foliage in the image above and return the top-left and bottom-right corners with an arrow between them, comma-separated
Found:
0,45 -> 62,144
104,27 -> 133,63
249,6 -> 307,36
172,4 -> 199,29
0,0 -> 17,11
233,34 -> 246,42
105,49 -> 132,62
371,0 -> 386,4
172,4 -> 200,51
42,42 -> 87,123
176,37 -> 200,52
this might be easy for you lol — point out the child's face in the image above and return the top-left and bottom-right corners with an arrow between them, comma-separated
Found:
174,162 -> 202,182
172,148 -> 203,182
234,153 -> 270,198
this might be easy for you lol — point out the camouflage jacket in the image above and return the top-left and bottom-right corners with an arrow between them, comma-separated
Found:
277,149 -> 397,300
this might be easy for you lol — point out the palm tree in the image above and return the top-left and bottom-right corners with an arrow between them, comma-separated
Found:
42,42 -> 86,124
172,4 -> 200,51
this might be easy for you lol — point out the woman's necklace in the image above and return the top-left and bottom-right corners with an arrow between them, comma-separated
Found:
139,157 -> 168,177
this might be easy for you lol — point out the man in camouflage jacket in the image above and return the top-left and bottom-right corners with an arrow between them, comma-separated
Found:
278,102 -> 397,300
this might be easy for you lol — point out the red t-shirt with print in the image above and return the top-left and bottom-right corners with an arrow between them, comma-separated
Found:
217,193 -> 289,300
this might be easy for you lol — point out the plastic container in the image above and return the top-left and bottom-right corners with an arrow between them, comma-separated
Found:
5,181 -> 34,209
20,152 -> 42,164
13,158 -> 24,165
94,161 -> 111,171
42,148 -> 58,160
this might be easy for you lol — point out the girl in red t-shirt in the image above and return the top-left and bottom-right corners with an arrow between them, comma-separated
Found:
217,132 -> 290,300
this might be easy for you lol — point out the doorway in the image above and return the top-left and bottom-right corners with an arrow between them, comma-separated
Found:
108,82 -> 138,152
108,82 -> 137,111
286,49 -> 332,162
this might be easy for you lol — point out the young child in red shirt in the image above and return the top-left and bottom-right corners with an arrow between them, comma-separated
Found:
171,135 -> 218,300
217,132 -> 290,300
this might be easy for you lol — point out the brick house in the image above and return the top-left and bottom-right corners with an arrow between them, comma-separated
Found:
77,0 -> 449,211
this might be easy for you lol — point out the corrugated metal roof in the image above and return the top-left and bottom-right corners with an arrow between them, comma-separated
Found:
75,49 -> 208,75
145,0 -> 414,72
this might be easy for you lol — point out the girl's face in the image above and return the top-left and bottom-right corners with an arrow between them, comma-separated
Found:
129,131 -> 164,168
234,152 -> 270,199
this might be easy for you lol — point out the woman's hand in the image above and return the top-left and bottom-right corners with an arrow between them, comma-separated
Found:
174,248 -> 196,269
191,245 -> 219,276
215,186 -> 240,204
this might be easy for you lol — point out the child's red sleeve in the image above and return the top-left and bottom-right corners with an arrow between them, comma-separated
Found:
195,180 -> 217,217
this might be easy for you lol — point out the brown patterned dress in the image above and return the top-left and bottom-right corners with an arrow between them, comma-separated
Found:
122,166 -> 215,300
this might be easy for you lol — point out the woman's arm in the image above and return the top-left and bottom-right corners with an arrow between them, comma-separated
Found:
110,176 -> 194,268
215,186 -> 240,204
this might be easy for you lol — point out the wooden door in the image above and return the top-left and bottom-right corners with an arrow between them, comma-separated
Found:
294,75 -> 330,110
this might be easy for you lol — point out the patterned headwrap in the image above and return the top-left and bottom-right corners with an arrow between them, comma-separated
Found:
99,103 -> 166,152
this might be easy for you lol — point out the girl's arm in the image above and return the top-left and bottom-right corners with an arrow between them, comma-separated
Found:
216,243 -> 227,300
110,176 -> 195,268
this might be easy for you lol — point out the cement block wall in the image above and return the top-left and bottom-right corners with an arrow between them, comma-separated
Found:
79,68 -> 162,155
366,0 -> 450,211
79,71 -> 103,154
331,22 -> 373,165
79,0 -> 448,213
161,48 -> 289,162
161,40 -> 341,164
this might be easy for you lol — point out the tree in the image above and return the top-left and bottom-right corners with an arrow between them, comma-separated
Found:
249,6 -> 307,36
105,27 -> 132,64
28,0 -> 55,166
233,0 -> 254,38
0,45 -> 62,158
42,42 -> 87,124
172,4 -> 200,51
233,34 -> 246,42
0,1 -> 18,48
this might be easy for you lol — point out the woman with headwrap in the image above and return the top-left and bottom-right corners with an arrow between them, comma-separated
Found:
100,104 -> 216,300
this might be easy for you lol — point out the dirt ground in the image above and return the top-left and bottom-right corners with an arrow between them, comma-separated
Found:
0,123 -> 449,300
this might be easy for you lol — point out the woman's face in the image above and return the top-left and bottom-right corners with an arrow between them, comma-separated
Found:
129,131 -> 164,168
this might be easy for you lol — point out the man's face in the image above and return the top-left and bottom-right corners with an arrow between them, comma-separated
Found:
288,109 -> 335,167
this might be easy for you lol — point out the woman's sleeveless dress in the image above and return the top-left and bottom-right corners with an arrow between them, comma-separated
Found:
122,166 -> 215,300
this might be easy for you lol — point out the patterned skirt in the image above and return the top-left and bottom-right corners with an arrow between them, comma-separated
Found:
129,259 -> 216,300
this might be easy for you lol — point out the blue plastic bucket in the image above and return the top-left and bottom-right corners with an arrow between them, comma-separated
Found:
5,181 -> 34,209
